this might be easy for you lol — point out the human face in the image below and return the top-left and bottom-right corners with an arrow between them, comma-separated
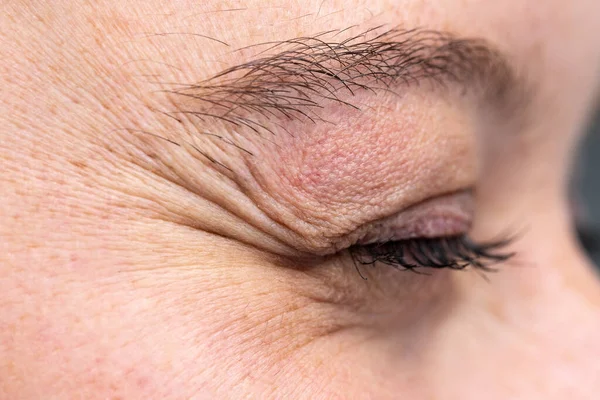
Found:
1,1 -> 599,398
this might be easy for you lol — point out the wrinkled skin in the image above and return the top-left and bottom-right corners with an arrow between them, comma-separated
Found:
1,1 -> 600,399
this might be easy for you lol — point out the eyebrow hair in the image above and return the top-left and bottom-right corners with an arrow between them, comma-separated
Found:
164,27 -> 524,135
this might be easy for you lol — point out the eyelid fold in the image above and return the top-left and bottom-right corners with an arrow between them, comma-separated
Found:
335,190 -> 474,252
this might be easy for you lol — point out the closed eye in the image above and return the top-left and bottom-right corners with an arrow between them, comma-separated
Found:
348,234 -> 515,279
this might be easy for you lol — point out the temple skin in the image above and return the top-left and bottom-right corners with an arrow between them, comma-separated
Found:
1,1 -> 600,399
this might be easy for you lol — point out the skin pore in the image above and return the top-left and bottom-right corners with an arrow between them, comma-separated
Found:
1,1 -> 600,399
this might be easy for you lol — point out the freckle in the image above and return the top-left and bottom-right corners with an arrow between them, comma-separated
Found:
137,376 -> 149,389
69,160 -> 88,169
6,361 -> 17,375
487,299 -> 506,322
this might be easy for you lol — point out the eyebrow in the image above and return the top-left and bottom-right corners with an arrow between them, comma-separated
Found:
163,27 -> 525,143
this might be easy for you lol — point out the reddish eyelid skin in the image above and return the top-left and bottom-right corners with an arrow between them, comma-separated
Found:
353,191 -> 474,245
244,91 -> 477,251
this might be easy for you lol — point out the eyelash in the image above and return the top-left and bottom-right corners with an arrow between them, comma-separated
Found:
349,234 -> 514,275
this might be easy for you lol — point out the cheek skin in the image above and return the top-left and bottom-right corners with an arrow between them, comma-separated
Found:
245,91 -> 477,251
0,220 -> 457,399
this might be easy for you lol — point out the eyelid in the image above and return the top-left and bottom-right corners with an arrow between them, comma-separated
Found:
335,190 -> 474,252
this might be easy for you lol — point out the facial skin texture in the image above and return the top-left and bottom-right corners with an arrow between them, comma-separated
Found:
1,1 -> 600,399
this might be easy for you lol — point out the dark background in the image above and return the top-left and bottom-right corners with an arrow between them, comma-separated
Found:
577,112 -> 600,267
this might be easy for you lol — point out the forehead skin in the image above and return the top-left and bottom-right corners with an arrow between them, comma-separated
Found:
1,1 -> 600,399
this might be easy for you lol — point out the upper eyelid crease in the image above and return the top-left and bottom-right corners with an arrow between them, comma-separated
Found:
162,27 -> 528,136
